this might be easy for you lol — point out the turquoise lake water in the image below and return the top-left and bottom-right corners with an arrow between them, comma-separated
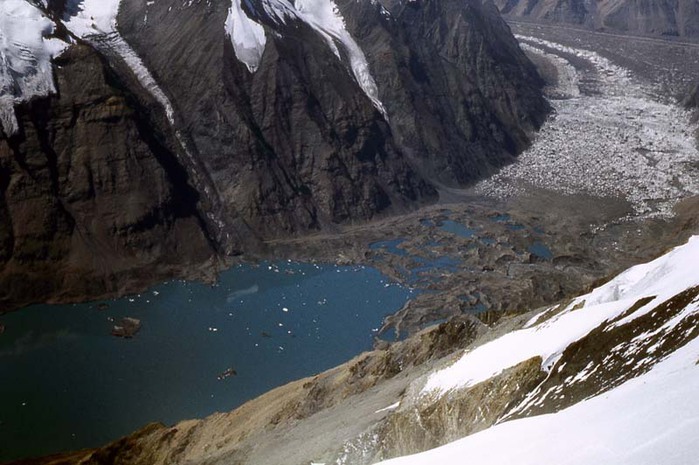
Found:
0,262 -> 413,461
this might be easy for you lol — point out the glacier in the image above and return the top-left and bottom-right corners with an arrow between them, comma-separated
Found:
0,0 -> 67,135
380,334 -> 699,465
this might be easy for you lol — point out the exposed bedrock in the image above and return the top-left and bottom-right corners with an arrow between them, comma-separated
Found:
0,44 -> 216,312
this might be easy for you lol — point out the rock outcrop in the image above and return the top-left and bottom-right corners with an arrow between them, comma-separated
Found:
495,0 -> 699,38
0,44 -> 215,312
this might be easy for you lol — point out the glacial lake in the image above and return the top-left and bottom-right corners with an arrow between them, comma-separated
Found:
0,262 -> 414,461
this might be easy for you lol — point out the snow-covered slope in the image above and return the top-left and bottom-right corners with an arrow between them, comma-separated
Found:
380,335 -> 699,465
63,0 -> 121,36
377,235 -> 699,465
424,236 -> 699,395
0,0 -> 66,135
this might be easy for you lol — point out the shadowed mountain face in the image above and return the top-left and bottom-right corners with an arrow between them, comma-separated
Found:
495,0 -> 699,38
0,0 -> 549,311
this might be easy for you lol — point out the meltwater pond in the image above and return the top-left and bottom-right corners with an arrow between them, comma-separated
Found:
0,262 -> 414,461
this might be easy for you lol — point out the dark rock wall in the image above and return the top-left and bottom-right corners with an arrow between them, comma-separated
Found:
117,0 -> 437,241
340,0 -> 549,186
116,0 -> 547,234
0,45 -> 214,311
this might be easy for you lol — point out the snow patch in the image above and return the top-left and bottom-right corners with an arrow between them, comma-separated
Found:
251,0 -> 386,116
0,0 -> 67,135
375,401 -> 400,414
63,0 -> 121,37
292,0 -> 386,117
226,0 -> 267,73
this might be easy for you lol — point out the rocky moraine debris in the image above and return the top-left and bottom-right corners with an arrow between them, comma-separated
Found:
110,317 -> 142,339
476,35 -> 699,220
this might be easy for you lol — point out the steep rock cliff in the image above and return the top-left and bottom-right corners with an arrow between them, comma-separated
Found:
0,43 -> 215,311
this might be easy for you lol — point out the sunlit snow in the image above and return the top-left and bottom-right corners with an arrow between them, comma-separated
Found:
379,335 -> 699,465
63,0 -> 121,36
226,0 -> 267,72
239,0 -> 386,116
0,0 -> 67,135
422,235 -> 699,396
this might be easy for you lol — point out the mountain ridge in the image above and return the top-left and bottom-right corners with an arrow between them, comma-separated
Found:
495,0 -> 699,39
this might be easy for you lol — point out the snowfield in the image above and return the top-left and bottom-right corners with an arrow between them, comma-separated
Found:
382,235 -> 699,465
477,36 -> 699,220
63,0 -> 121,37
379,335 -> 699,465
0,0 -> 67,135
423,235 -> 699,395
226,0 -> 267,73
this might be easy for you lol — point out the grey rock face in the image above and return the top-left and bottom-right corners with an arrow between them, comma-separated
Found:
0,44 -> 215,311
117,0 -> 547,235
1,0 -> 549,310
495,0 -> 699,38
